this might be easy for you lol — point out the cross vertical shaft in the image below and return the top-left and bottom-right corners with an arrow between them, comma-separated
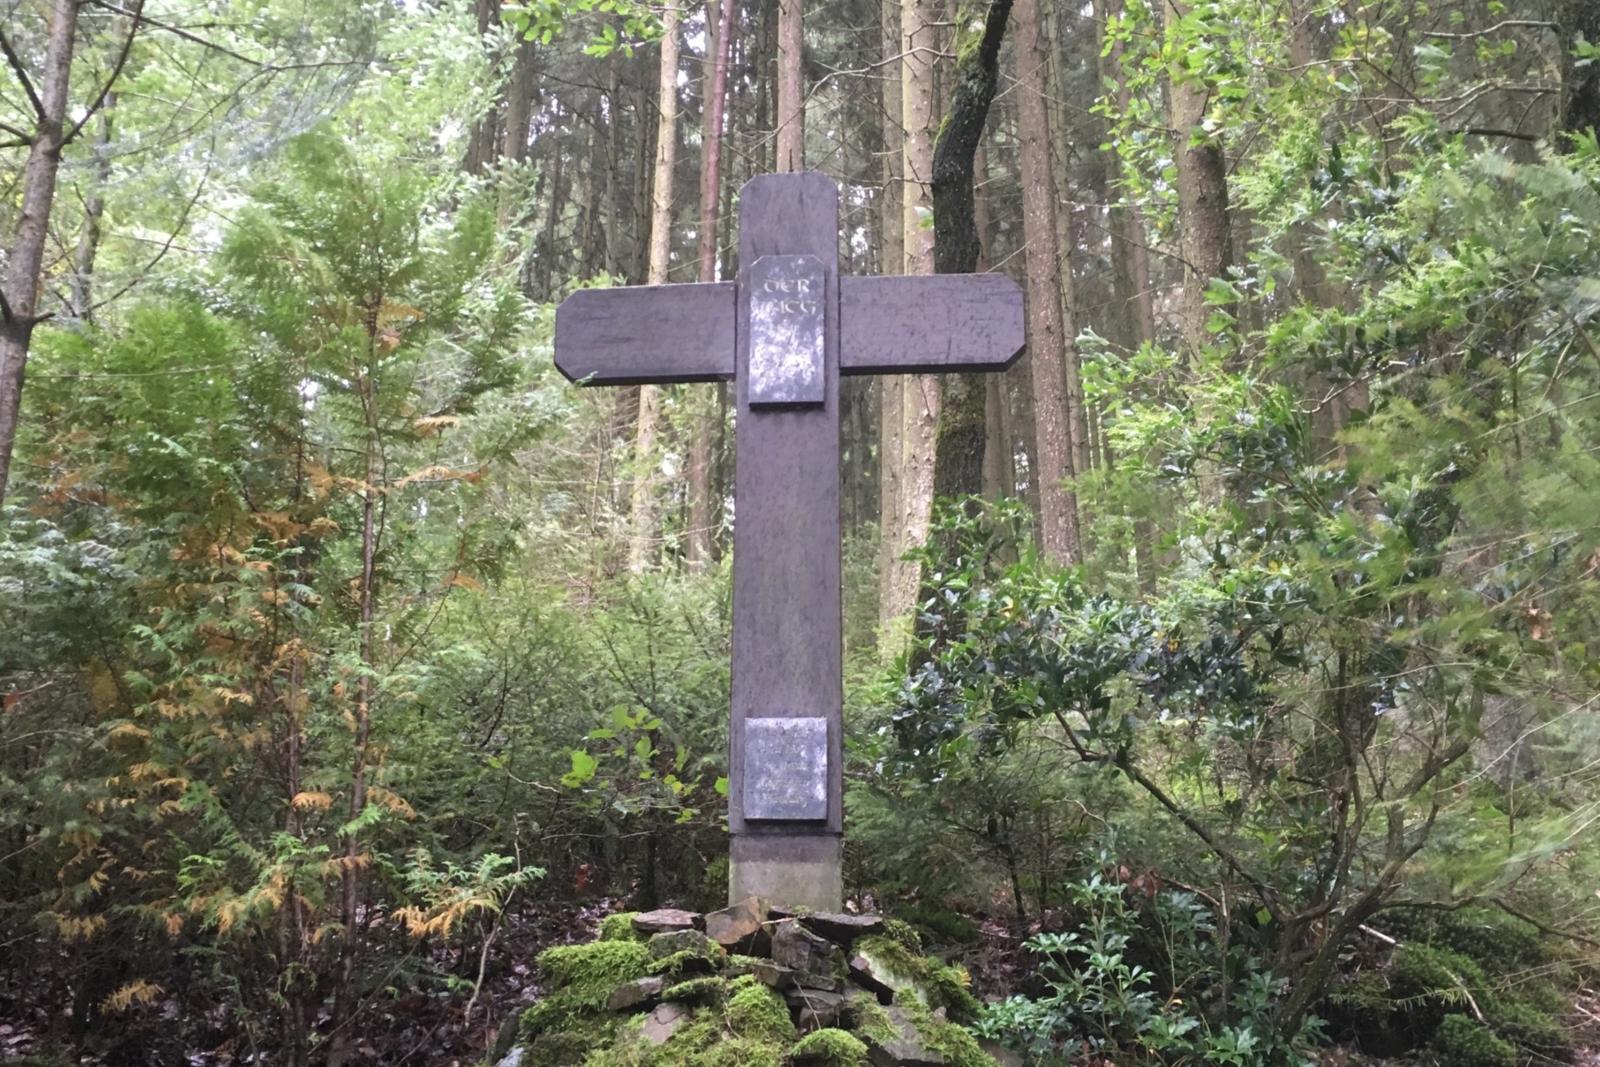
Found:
727,173 -> 844,908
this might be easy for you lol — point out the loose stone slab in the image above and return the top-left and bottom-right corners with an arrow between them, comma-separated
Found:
768,908 -> 885,946
748,254 -> 825,406
606,976 -> 665,1013
771,918 -> 844,978
705,895 -> 771,954
744,717 -> 828,821
632,908 -> 702,934
640,1001 -> 690,1044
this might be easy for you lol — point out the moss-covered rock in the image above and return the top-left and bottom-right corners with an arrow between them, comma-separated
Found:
526,940 -> 651,1034
790,1027 -> 870,1066
662,976 -> 726,1007
519,913 -> 999,1067
600,911 -> 646,943
726,981 -> 797,1043
646,930 -> 726,977
1430,1014 -> 1518,1067
850,934 -> 981,1021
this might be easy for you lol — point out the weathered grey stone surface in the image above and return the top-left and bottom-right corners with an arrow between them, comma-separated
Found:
728,834 -> 842,912
769,908 -> 884,946
750,959 -> 798,989
605,976 -> 665,1012
632,908 -> 702,934
705,895 -> 771,954
743,717 -> 828,820
786,987 -> 847,1031
646,929 -> 714,961
640,1001 -> 689,1044
848,952 -> 898,1004
771,918 -> 844,977
849,943 -> 921,1005
864,1005 -> 946,1066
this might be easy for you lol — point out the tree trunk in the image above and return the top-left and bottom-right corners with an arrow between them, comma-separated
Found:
1012,0 -> 1081,566
464,0 -> 501,176
329,309 -> 384,1067
628,0 -> 681,574
0,0 -> 80,509
501,38 -> 536,165
1167,0 -> 1232,353
880,0 -> 942,624
687,0 -> 737,572
876,0 -> 906,633
930,0 -> 1012,500
775,0 -> 805,170
70,96 -> 114,323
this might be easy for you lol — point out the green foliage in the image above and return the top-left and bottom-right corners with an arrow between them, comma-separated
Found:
976,876 -> 1316,1067
1430,1014 -> 1517,1067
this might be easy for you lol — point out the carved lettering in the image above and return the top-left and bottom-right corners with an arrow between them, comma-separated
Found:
748,255 -> 826,406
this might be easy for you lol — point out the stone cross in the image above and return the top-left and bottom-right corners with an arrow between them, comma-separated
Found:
554,173 -> 1023,910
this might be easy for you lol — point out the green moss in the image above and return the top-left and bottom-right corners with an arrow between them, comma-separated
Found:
845,991 -> 897,1045
898,903 -> 981,945
599,912 -> 645,943
525,940 -> 650,1034
899,998 -> 995,1067
1431,1014 -> 1517,1067
790,1028 -> 870,1066
527,1011 -> 625,1065
852,935 -> 981,1021
1390,943 -> 1488,1006
646,946 -> 726,976
663,976 -> 726,1006
685,1038 -> 784,1067
882,917 -> 923,953
723,954 -> 763,978
1482,989 -> 1574,1058
726,982 -> 797,1043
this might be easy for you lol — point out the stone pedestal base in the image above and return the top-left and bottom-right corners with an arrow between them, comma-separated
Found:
729,833 -> 842,911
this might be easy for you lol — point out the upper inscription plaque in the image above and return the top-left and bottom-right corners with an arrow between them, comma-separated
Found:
748,254 -> 825,406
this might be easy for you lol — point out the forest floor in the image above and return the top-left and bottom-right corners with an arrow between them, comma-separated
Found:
2,902 -> 1597,1064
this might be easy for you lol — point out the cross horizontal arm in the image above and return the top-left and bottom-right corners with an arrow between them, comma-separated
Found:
552,272 -> 1024,386
553,282 -> 736,386
839,273 -> 1024,375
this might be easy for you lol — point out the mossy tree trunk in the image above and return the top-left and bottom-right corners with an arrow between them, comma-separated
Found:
931,0 -> 1013,500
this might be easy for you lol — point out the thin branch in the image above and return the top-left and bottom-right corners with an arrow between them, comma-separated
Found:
1421,19 -> 1556,40
87,0 -> 262,66
87,158 -> 212,314
64,0 -> 143,147
0,23 -> 45,120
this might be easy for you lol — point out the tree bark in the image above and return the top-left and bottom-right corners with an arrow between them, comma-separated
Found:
930,0 -> 1012,500
0,0 -> 80,509
70,95 -> 115,324
1013,0 -> 1081,566
880,0 -> 942,625
687,0 -> 737,572
464,0 -> 502,176
775,0 -> 805,170
628,1 -> 681,574
1166,0 -> 1232,353
876,0 -> 906,633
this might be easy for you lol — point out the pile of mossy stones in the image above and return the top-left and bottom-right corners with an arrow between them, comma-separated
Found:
502,897 -> 1005,1066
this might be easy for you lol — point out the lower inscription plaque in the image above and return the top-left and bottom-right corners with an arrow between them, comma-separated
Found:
743,717 -> 828,821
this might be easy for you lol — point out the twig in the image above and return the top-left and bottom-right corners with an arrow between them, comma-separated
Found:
0,24 -> 45,120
